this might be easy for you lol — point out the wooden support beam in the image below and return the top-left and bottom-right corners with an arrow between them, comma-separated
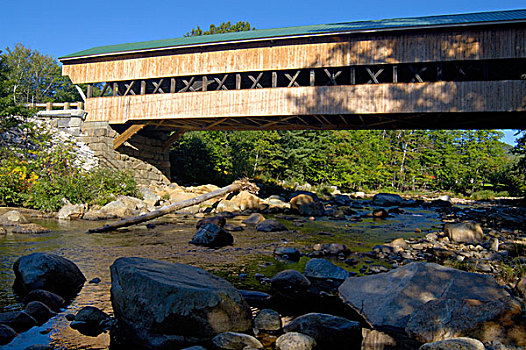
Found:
141,80 -> 146,95
272,72 -> 278,88
248,73 -> 264,89
285,71 -> 301,87
366,67 -> 384,84
408,65 -> 427,83
236,74 -> 241,90
179,77 -> 195,92
350,67 -> 355,85
113,82 -> 119,97
338,114 -> 348,125
393,66 -> 398,83
324,69 -> 342,85
214,75 -> 228,90
170,78 -> 176,93
261,116 -> 296,128
124,81 -> 135,96
310,69 -> 315,86
206,117 -> 229,129
87,84 -> 93,98
202,76 -> 208,91
152,79 -> 165,94
113,124 -> 147,150
100,83 -> 110,97
437,63 -> 443,81
162,131 -> 185,152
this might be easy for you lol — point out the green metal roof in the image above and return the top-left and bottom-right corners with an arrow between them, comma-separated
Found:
60,9 -> 526,60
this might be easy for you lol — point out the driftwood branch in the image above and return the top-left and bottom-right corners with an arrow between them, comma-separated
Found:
87,180 -> 256,233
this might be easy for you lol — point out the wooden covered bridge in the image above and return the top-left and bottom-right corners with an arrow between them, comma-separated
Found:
58,9 -> 526,180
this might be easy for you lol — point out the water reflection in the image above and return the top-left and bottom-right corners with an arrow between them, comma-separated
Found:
0,206 -> 442,349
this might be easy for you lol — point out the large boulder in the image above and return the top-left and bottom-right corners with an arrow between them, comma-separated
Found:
0,324 -> 16,345
372,193 -> 405,207
58,204 -> 85,220
216,191 -> 264,212
304,258 -> 350,281
23,289 -> 65,312
406,297 -> 526,347
110,257 -> 252,348
24,301 -> 56,325
0,311 -> 37,332
290,194 -> 315,212
13,253 -> 86,299
0,210 -> 28,225
338,262 -> 510,331
283,313 -> 362,348
276,332 -> 316,350
189,223 -> 234,248
256,219 -> 287,232
419,337 -> 485,350
140,187 -> 161,207
70,306 -> 111,336
212,332 -> 263,349
443,221 -> 483,243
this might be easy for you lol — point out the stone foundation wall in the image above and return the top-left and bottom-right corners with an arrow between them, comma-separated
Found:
40,115 -> 171,185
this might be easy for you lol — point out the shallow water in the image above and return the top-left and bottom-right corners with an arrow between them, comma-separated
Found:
0,204 -> 442,349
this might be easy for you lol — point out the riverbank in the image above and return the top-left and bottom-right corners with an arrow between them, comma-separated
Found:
0,188 -> 524,349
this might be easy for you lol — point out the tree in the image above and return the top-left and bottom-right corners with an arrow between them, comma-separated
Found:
4,43 -> 80,105
185,21 -> 254,37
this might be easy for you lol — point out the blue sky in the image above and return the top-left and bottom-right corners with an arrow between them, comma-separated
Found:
1,0 -> 523,144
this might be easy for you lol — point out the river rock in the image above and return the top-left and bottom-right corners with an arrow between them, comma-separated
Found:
389,238 -> 409,251
276,332 -> 316,350
242,213 -> 265,225
110,257 -> 252,348
443,221 -> 484,243
99,199 -> 133,217
407,297 -> 525,346
212,332 -> 263,349
0,324 -> 16,345
0,311 -> 37,332
58,203 -> 85,220
361,329 -> 397,349
304,258 -> 350,281
283,313 -> 362,348
372,209 -> 389,218
372,193 -> 405,207
274,247 -> 301,262
271,270 -> 311,294
70,306 -> 111,336
256,219 -> 287,232
290,194 -> 315,211
338,262 -> 510,330
298,202 -> 326,217
23,289 -> 65,312
196,216 -> 226,229
140,187 -> 161,207
254,309 -> 282,334
13,253 -> 86,299
0,210 -> 28,225
419,337 -> 485,350
11,223 -> 50,234
189,223 -> 233,247
24,301 -> 56,325
313,243 -> 349,256
217,191 -> 264,212
0,227 -> 6,235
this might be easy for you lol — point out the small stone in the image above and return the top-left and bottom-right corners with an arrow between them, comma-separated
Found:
70,306 -> 110,336
0,311 -> 37,332
372,209 -> 389,218
304,258 -> 350,281
490,238 -> 499,252
89,277 -> 101,284
256,219 -> 287,232
212,332 -> 263,349
276,332 -> 316,350
12,223 -> 50,234
242,213 -> 266,225
23,289 -> 65,312
196,215 -> 226,229
65,313 -> 76,321
274,247 -> 301,262
224,224 -> 244,231
189,223 -> 233,247
271,270 -> 311,293
443,221 -> 483,243
419,337 -> 485,350
254,309 -> 282,333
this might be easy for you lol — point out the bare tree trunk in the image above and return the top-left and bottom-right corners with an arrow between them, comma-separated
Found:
87,180 -> 256,233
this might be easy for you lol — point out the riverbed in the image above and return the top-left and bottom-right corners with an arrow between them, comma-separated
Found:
0,204 -> 443,349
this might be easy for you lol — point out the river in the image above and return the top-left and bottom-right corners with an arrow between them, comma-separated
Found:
0,204 -> 443,349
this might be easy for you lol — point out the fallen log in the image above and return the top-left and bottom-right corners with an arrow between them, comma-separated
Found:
88,180 -> 257,233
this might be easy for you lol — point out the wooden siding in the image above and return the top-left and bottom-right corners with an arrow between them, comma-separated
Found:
64,27 -> 526,84
84,80 -> 526,123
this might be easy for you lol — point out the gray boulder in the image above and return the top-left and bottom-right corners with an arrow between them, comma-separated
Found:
298,202 -> 326,217
0,324 -> 16,345
283,313 -> 362,348
276,332 -> 316,350
140,187 -> 161,207
12,223 -> 50,234
274,247 -> 301,262
407,297 -> 526,346
189,223 -> 233,247
212,332 -> 263,349
372,193 -> 405,206
444,221 -> 484,243
24,301 -> 56,325
0,210 -> 28,225
58,204 -> 85,220
13,253 -> 86,299
304,258 -> 350,281
23,289 -> 65,312
196,216 -> 226,229
0,311 -> 37,332
254,309 -> 282,334
70,306 -> 111,336
256,219 -> 287,232
338,262 -> 510,330
271,270 -> 311,294
0,227 -> 7,235
242,213 -> 265,225
110,257 -> 252,348
419,337 -> 485,350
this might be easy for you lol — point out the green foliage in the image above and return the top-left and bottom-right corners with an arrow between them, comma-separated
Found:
170,129 -> 519,196
185,21 -> 254,36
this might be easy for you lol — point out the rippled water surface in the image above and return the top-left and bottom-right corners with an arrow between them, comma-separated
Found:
0,205 -> 443,349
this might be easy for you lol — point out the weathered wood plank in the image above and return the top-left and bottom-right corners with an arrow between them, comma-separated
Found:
113,124 -> 147,149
